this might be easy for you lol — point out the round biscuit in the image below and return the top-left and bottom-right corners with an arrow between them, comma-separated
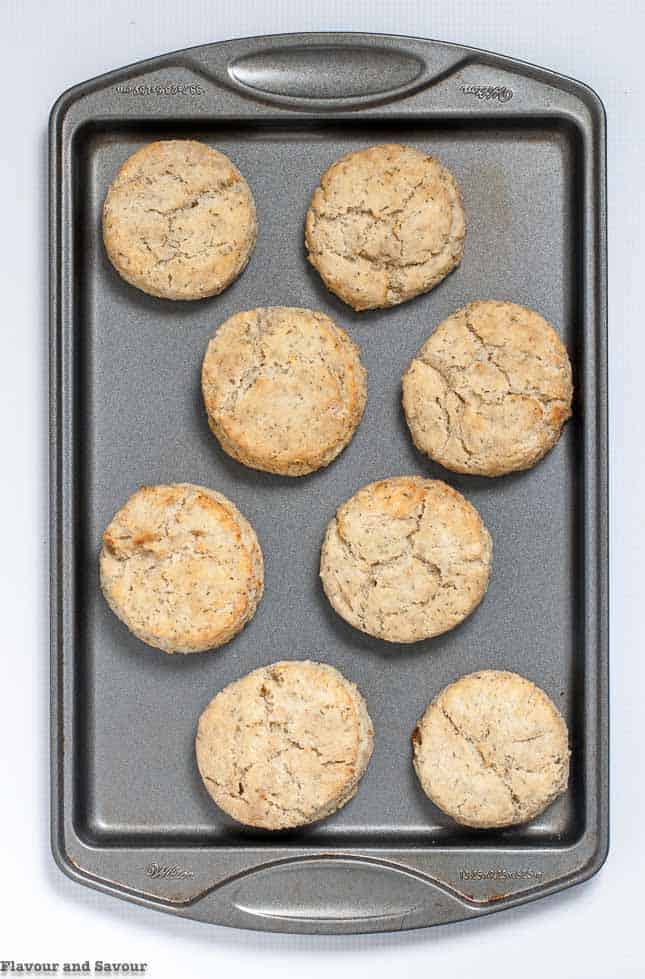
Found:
196,660 -> 374,830
102,140 -> 257,300
320,475 -> 492,643
412,670 -> 570,828
99,483 -> 263,653
305,143 -> 466,311
402,300 -> 573,476
201,306 -> 367,476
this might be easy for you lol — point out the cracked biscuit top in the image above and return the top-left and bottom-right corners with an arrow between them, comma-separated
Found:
305,144 -> 466,311
100,483 -> 263,653
201,307 -> 367,476
102,140 -> 257,300
320,476 -> 492,644
195,660 -> 375,830
412,670 -> 570,828
403,301 -> 573,476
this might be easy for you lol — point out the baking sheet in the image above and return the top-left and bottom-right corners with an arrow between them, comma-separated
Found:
50,32 -> 608,932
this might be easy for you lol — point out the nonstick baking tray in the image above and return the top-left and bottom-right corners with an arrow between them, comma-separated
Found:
50,32 -> 608,933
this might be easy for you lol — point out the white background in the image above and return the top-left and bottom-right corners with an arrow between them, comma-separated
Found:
0,0 -> 639,976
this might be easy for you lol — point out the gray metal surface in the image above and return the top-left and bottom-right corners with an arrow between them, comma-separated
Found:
49,32 -> 608,933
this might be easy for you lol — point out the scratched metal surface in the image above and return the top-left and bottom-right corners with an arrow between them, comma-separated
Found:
50,33 -> 608,932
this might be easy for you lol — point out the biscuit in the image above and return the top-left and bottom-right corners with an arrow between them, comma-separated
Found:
196,660 -> 374,830
100,483 -> 263,653
412,670 -> 570,829
102,140 -> 257,300
201,307 -> 367,476
402,301 -> 573,476
305,144 -> 465,311
320,476 -> 492,643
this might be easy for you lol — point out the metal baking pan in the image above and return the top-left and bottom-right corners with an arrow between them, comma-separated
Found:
50,32 -> 608,933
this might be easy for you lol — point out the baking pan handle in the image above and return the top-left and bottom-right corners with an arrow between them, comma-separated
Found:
186,856 -> 478,933
187,33 -> 468,109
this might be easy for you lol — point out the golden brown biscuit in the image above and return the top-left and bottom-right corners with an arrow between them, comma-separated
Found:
100,483 -> 263,653
102,140 -> 257,300
196,660 -> 374,830
402,301 -> 573,476
201,307 -> 367,476
320,476 -> 492,643
305,144 -> 465,311
412,670 -> 570,828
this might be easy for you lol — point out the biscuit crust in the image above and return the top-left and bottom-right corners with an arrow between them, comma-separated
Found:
403,301 -> 573,476
412,670 -> 570,829
100,483 -> 264,653
196,660 -> 375,830
201,307 -> 367,476
102,140 -> 257,300
320,476 -> 492,643
305,144 -> 465,311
